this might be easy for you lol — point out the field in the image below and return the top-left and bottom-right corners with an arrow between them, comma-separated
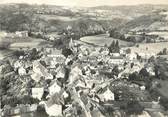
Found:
147,31 -> 168,39
0,49 -> 14,60
0,35 -> 50,49
39,14 -> 80,21
0,36 -> 50,59
80,34 -> 133,47
9,39 -> 51,50
124,42 -> 168,55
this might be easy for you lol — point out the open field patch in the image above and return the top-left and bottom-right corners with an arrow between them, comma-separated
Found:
80,34 -> 133,47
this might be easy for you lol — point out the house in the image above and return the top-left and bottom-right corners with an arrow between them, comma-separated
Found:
0,64 -> 8,73
18,67 -> 26,76
55,66 -> 65,79
76,79 -> 86,88
33,61 -> 53,80
126,53 -> 137,61
78,53 -> 84,60
40,101 -> 62,117
31,73 -> 41,82
49,81 -> 61,96
138,53 -> 156,60
45,33 -> 62,41
15,31 -> 28,37
69,66 -> 82,84
146,66 -> 155,76
65,55 -> 73,65
45,48 -> 66,66
45,56 -> 65,68
14,60 -> 22,70
111,53 -> 120,57
108,57 -> 124,65
140,86 -> 146,91
32,88 -> 44,100
98,88 -> 115,102
131,64 -> 142,73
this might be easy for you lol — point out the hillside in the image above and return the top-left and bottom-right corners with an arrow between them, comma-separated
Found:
0,4 -> 168,40
118,11 -> 168,33
90,4 -> 168,19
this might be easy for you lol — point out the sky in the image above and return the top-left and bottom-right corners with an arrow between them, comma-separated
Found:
0,0 -> 168,7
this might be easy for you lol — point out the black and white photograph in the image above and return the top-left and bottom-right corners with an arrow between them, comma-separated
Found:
0,0 -> 168,117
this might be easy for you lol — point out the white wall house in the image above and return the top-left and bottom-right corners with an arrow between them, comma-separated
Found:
98,88 -> 115,102
15,31 -> 28,37
108,57 -> 124,65
32,88 -> 44,100
49,81 -> 61,96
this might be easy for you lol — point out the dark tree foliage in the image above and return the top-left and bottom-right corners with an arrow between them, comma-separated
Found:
53,39 -> 64,49
123,101 -> 144,115
1,96 -> 39,108
139,68 -> 149,78
126,36 -> 136,43
29,48 -> 41,60
0,77 -> 10,96
160,97 -> 168,110
13,50 -> 25,58
158,48 -> 167,55
112,66 -> 120,76
130,63 -> 134,68
108,40 -> 120,53
62,48 -> 73,58
126,48 -> 131,54
148,56 -> 155,63
128,72 -> 140,81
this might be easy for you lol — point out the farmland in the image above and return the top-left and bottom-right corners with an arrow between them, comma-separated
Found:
9,38 -> 50,49
147,31 -> 168,40
0,49 -> 14,60
0,36 -> 50,59
80,34 -> 133,47
39,14 -> 80,21
124,42 -> 168,55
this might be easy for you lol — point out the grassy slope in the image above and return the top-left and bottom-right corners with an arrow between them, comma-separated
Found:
80,34 -> 133,47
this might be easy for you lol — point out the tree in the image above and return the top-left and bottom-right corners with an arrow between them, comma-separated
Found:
13,50 -> 25,58
104,44 -> 108,47
139,68 -> 149,78
163,48 -> 167,55
115,40 -> 119,48
130,63 -> 134,68
160,97 -> 168,110
126,48 -> 131,54
62,47 -> 73,58
29,48 -> 40,60
112,66 -> 119,76
53,39 -> 64,49
148,56 -> 155,63
129,72 -> 140,81
108,40 -> 120,53
124,101 -> 144,115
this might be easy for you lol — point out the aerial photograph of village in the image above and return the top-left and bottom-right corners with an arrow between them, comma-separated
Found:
0,0 -> 168,117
